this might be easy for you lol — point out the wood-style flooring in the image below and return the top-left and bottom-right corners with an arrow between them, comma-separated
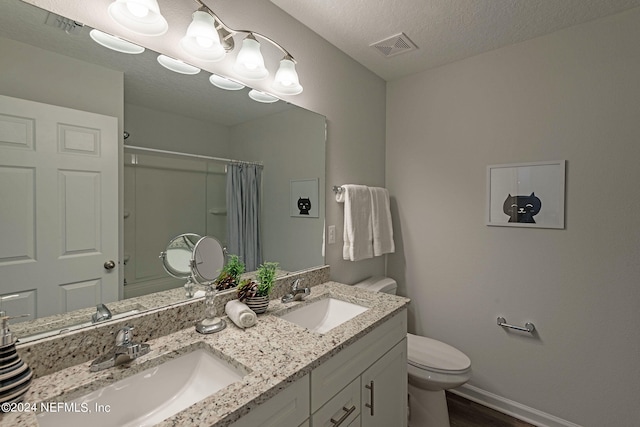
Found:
447,392 -> 537,427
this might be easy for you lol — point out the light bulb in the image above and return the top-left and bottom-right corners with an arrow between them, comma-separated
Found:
180,10 -> 225,62
108,0 -> 168,36
233,36 -> 268,80
196,36 -> 213,48
126,2 -> 149,18
271,58 -> 303,95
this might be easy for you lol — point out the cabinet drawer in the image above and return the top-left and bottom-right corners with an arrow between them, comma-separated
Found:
230,374 -> 310,427
311,309 -> 406,411
312,377 -> 360,427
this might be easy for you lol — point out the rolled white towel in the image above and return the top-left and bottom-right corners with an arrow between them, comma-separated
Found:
225,300 -> 257,328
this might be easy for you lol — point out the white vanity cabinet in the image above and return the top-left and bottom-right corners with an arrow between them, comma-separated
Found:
230,309 -> 407,427
229,374 -> 310,427
310,309 -> 407,427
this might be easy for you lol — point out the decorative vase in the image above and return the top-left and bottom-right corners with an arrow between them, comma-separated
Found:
0,314 -> 32,407
244,295 -> 270,314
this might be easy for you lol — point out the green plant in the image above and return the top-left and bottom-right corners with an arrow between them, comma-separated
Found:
214,254 -> 245,291
256,261 -> 279,297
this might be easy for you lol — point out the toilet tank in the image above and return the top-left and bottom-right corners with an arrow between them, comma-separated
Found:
354,276 -> 397,295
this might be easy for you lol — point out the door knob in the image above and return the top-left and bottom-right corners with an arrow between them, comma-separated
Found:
104,260 -> 116,270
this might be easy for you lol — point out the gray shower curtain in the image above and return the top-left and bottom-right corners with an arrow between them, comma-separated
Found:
226,162 -> 263,271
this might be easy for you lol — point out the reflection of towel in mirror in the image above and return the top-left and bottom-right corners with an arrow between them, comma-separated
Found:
369,187 -> 395,256
225,300 -> 257,328
336,184 -> 373,261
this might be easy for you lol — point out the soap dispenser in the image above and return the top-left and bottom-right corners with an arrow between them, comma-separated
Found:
0,311 -> 32,407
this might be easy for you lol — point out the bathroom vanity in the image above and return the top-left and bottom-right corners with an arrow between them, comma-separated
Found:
3,272 -> 409,427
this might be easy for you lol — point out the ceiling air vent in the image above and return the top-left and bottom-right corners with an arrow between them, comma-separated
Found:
44,12 -> 84,35
370,32 -> 417,58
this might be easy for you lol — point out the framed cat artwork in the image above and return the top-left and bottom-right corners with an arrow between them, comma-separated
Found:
486,160 -> 566,229
290,178 -> 319,218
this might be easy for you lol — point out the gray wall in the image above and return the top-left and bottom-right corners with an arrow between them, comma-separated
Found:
386,8 -> 640,427
230,108 -> 326,272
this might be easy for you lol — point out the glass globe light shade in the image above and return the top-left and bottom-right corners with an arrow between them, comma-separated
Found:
271,58 -> 303,95
108,0 -> 168,36
233,37 -> 269,80
180,10 -> 225,62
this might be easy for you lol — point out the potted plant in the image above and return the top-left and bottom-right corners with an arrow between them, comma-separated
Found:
237,261 -> 279,314
214,254 -> 245,291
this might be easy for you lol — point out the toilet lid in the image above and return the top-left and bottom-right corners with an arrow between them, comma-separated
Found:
354,276 -> 397,293
407,333 -> 471,373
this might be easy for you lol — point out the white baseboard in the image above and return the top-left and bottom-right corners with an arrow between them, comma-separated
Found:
449,384 -> 583,427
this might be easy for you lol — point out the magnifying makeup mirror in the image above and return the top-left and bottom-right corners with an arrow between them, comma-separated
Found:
190,236 -> 226,334
159,233 -> 202,298
160,234 -> 227,334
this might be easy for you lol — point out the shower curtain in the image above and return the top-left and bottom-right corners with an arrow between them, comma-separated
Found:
226,162 -> 263,271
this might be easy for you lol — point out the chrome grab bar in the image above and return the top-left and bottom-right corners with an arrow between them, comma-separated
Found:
497,317 -> 535,333
330,405 -> 356,426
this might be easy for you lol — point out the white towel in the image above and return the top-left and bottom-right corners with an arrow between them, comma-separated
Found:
336,184 -> 373,261
225,300 -> 257,328
369,187 -> 395,256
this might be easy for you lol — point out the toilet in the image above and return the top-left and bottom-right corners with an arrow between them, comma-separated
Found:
355,276 -> 471,427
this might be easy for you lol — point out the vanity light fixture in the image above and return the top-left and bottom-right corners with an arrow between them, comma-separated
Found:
209,74 -> 245,91
271,55 -> 303,95
180,9 -> 225,62
157,54 -> 201,75
108,0 -> 168,36
89,29 -> 145,54
232,34 -> 269,80
181,0 -> 301,92
248,89 -> 279,104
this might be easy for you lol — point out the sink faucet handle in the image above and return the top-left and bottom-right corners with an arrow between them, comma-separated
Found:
115,326 -> 134,346
292,278 -> 303,290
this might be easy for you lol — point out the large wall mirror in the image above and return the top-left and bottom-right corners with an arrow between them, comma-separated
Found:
0,0 -> 326,342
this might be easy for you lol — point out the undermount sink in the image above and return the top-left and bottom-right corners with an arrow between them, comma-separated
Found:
37,348 -> 247,427
278,297 -> 368,334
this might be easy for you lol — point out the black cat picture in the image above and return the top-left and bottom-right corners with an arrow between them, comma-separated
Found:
503,193 -> 542,223
297,197 -> 311,215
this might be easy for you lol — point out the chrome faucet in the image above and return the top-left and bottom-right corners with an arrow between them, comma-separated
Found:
89,326 -> 150,372
281,279 -> 311,303
91,303 -> 112,323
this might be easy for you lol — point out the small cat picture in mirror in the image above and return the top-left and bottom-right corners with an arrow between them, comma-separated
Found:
297,197 -> 311,215
503,193 -> 542,223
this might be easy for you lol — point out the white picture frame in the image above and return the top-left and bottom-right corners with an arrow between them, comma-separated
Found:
290,178 -> 319,218
486,160 -> 566,229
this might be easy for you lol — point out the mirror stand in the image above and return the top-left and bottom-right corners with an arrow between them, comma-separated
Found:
184,277 -> 195,299
195,284 -> 226,334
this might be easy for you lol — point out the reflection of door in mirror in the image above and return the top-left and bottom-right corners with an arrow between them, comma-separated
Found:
0,95 -> 119,321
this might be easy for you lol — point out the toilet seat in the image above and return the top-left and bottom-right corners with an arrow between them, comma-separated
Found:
407,333 -> 471,374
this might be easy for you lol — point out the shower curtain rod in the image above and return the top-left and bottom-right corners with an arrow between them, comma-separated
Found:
124,145 -> 263,166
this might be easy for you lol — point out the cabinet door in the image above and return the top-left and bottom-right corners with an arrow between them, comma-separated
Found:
361,338 -> 408,427
230,374 -> 309,427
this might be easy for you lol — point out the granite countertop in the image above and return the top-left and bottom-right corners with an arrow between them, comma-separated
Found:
3,281 -> 409,427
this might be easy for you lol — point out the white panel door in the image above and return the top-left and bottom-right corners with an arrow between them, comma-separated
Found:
0,95 -> 118,319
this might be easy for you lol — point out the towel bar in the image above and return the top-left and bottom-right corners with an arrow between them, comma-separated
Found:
497,317 -> 535,333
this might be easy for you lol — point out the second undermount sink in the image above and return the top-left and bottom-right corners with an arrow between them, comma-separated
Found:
37,347 -> 247,427
278,297 -> 368,334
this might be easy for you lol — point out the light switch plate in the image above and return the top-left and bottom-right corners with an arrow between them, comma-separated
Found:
328,225 -> 336,244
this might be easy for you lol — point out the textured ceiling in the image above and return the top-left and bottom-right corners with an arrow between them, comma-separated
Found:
270,0 -> 640,81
